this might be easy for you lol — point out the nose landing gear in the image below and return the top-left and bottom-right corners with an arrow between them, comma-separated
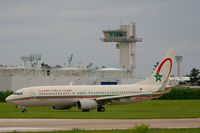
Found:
21,108 -> 27,113
16,106 -> 27,113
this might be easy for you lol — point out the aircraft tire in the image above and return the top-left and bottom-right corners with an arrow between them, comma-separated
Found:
97,107 -> 105,112
21,109 -> 27,113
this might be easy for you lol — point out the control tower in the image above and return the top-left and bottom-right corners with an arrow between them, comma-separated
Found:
101,23 -> 142,78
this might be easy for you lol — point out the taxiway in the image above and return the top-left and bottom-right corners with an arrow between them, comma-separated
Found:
0,118 -> 200,132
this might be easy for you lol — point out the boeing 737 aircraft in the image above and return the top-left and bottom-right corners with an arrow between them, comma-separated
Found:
6,50 -> 174,112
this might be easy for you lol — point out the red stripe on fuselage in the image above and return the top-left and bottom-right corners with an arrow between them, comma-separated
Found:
13,95 -> 101,101
12,95 -> 152,101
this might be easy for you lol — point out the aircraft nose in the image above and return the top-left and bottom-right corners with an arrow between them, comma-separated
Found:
5,95 -> 12,102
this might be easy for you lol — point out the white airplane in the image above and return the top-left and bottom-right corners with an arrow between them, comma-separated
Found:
6,50 -> 174,112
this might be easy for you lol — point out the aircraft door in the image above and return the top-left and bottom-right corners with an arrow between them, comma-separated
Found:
30,91 -> 36,100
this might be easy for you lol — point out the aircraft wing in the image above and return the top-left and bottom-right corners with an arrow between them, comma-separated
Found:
95,92 -> 153,104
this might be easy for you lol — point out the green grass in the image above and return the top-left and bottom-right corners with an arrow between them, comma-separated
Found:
1,100 -> 200,119
25,128 -> 200,133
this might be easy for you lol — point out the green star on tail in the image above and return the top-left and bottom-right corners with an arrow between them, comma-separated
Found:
154,73 -> 163,82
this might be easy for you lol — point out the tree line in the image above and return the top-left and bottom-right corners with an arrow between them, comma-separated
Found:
158,88 -> 200,100
0,90 -> 13,102
188,68 -> 200,86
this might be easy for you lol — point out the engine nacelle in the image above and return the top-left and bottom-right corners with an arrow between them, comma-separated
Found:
77,99 -> 98,110
52,105 -> 72,110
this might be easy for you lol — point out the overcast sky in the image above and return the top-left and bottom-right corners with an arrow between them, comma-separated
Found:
0,0 -> 199,77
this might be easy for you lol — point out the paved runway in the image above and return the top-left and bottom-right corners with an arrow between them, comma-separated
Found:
0,118 -> 200,132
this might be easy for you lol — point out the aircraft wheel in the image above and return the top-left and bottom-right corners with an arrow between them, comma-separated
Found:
21,108 -> 27,113
97,107 -> 105,112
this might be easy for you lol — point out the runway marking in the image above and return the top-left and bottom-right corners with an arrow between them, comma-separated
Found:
0,118 -> 199,132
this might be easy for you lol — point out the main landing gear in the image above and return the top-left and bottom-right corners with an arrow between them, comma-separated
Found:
16,106 -> 27,113
81,107 -> 105,112
97,106 -> 105,112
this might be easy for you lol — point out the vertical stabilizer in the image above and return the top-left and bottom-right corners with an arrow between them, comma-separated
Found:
138,49 -> 174,86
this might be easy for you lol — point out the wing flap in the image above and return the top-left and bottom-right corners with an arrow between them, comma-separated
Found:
95,92 -> 153,102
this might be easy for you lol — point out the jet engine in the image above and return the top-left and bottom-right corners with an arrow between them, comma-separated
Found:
77,99 -> 98,110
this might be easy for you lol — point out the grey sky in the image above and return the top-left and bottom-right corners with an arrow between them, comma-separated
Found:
0,0 -> 199,77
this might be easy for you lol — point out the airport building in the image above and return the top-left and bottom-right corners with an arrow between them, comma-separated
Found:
101,22 -> 142,77
0,23 -> 143,91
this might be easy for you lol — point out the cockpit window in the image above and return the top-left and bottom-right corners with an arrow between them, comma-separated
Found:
13,92 -> 23,95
